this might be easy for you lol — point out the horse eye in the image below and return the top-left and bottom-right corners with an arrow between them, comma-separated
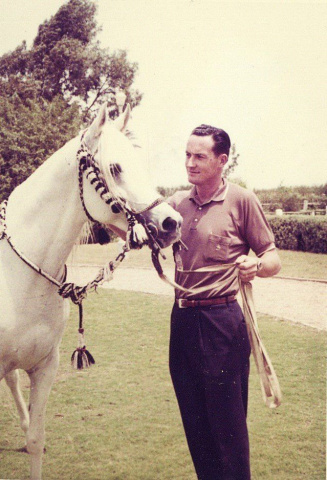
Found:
110,163 -> 122,178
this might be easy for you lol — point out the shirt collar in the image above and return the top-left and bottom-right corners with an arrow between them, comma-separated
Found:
189,179 -> 229,206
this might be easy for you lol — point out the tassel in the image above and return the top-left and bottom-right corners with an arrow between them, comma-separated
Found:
126,223 -> 147,249
71,304 -> 95,369
71,329 -> 95,369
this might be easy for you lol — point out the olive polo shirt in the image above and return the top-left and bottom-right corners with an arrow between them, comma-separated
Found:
168,180 -> 275,299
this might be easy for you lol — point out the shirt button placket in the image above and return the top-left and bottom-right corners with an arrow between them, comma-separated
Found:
192,205 -> 203,228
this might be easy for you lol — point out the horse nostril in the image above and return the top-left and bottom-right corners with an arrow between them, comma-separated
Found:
162,217 -> 177,232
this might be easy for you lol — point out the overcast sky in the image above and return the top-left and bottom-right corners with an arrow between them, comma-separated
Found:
0,0 -> 326,189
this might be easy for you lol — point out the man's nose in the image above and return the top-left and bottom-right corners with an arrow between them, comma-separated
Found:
186,155 -> 195,167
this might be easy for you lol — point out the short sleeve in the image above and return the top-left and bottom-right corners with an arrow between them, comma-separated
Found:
241,191 -> 275,256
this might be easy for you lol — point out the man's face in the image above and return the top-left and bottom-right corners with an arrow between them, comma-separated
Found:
185,135 -> 226,187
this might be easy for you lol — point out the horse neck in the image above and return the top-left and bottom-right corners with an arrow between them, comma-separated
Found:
6,137 -> 86,278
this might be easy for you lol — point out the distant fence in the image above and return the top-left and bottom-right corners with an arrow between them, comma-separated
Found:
273,208 -> 327,217
262,201 -> 327,217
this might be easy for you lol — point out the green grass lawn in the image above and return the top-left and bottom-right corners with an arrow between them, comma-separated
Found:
0,291 -> 325,480
68,243 -> 327,281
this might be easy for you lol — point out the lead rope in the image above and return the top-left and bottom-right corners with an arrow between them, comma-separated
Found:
239,281 -> 282,408
0,199 -> 132,369
0,139 -> 165,370
1,188 -> 164,371
58,251 -> 128,369
150,247 -> 282,408
1,196 -> 282,403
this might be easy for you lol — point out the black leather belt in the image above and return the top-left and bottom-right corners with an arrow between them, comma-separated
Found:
176,295 -> 236,308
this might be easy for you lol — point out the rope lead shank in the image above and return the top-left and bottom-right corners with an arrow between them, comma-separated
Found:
0,138 -> 168,372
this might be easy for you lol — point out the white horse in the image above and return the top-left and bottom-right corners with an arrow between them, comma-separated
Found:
0,104 -> 182,480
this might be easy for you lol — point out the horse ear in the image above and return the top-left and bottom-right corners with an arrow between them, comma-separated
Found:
113,104 -> 131,132
84,104 -> 108,149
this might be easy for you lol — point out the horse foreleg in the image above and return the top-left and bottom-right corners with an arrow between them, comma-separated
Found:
26,348 -> 60,480
5,369 -> 30,434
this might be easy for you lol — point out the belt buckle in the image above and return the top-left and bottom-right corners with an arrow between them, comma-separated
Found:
177,298 -> 187,308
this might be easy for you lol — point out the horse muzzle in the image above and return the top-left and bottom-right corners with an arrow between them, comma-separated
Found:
156,214 -> 182,248
138,204 -> 182,249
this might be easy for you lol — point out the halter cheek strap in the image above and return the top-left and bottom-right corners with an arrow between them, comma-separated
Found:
77,141 -> 164,233
77,144 -> 119,222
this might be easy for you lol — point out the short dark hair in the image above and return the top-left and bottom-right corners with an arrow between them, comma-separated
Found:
191,124 -> 231,157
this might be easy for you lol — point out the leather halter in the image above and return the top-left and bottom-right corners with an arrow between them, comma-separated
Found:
77,140 -> 163,226
0,136 -> 173,371
0,138 -> 167,303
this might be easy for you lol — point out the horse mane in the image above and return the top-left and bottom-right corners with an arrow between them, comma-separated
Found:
76,221 -> 93,246
125,128 -> 142,149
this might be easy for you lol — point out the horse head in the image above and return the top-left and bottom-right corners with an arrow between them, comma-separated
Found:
80,104 -> 182,248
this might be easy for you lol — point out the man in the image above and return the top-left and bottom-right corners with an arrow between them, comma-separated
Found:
168,124 -> 281,480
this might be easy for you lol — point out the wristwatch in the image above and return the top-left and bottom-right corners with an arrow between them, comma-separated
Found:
256,259 -> 263,272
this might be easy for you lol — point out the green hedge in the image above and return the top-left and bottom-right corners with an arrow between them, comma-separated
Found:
267,216 -> 327,253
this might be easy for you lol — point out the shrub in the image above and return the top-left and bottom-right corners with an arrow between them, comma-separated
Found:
268,216 -> 327,253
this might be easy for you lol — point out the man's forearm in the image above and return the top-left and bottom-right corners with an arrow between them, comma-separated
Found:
256,249 -> 282,278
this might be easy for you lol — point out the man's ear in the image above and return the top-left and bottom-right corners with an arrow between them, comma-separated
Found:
218,153 -> 228,167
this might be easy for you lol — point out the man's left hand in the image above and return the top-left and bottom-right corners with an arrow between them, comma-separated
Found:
236,249 -> 282,281
235,255 -> 260,282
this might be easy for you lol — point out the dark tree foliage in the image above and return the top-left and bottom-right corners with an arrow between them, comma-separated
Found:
223,144 -> 240,179
0,92 -> 81,202
0,0 -> 142,202
0,0 -> 142,115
